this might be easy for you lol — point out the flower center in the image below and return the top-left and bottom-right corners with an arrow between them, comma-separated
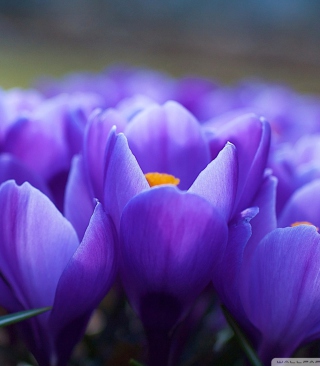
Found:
291,221 -> 319,231
145,172 -> 180,187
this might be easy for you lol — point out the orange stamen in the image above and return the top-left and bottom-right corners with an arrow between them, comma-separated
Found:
145,172 -> 180,187
291,221 -> 319,231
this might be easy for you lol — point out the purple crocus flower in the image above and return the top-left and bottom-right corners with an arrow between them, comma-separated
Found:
65,100 -> 211,239
211,171 -> 320,363
0,180 -> 117,366
270,134 -> 320,214
239,225 -> 320,363
65,101 -> 270,240
63,99 -> 272,365
103,129 -> 230,365
2,92 -> 104,210
3,92 -> 104,180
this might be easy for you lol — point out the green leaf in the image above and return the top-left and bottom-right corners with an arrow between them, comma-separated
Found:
0,307 -> 51,327
221,305 -> 263,366
129,359 -> 145,366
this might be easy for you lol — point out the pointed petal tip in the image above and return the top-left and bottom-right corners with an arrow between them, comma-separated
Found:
225,141 -> 237,150
189,141 -> 238,221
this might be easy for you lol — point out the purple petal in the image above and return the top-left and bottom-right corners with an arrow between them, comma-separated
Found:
64,109 -> 85,158
83,108 -> 127,200
120,186 -> 228,329
240,226 -> 320,361
64,155 -> 95,240
0,181 -> 79,310
115,94 -> 157,121
50,203 -> 117,365
4,115 -> 69,180
125,101 -> 211,189
205,114 -> 271,213
213,207 -> 258,311
213,207 -> 261,345
233,117 -> 271,213
103,128 -> 149,231
0,181 -> 80,364
189,142 -> 238,221
278,179 -> 320,228
246,172 -> 277,248
203,108 -> 260,132
173,76 -> 217,120
268,151 -> 296,215
0,153 -> 51,198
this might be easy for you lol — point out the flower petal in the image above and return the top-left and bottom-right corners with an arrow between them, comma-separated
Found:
83,108 -> 126,200
0,181 -> 79,310
0,153 -> 51,198
240,226 -> 320,361
125,101 -> 211,189
213,207 -> 258,315
64,155 -> 95,240
189,142 -> 238,221
246,172 -> 277,248
4,100 -> 69,180
49,203 -> 117,365
103,128 -> 149,231
205,114 -> 271,213
120,186 -> 228,329
0,181 -> 80,365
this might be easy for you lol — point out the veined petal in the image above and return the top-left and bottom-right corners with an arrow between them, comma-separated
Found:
240,226 -> 320,361
0,181 -> 79,311
0,181 -> 80,365
189,142 -> 238,221
103,128 -> 149,231
120,186 -> 228,328
83,108 -> 126,200
125,101 -> 211,189
234,117 -> 271,213
50,203 -> 117,365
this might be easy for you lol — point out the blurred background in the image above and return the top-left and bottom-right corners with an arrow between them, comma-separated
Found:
1,0 -> 320,91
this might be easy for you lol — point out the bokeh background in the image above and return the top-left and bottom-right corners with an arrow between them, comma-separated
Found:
1,0 -> 320,91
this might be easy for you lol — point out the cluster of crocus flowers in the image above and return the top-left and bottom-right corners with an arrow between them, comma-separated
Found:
0,66 -> 320,365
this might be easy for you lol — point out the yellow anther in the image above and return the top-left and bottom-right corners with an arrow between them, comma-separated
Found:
291,221 -> 319,231
145,172 -> 180,187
